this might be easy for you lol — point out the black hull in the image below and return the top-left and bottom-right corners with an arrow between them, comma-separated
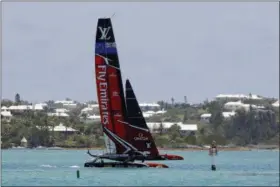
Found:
135,156 -> 166,161
133,154 -> 183,161
84,161 -> 148,168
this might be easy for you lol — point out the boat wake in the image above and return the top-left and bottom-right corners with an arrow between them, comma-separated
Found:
40,164 -> 57,168
40,164 -> 81,168
233,171 -> 279,176
69,165 -> 80,168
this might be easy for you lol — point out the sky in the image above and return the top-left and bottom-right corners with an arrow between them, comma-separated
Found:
2,2 -> 279,104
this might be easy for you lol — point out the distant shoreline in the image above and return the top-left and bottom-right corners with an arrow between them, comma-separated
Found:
3,145 -> 279,151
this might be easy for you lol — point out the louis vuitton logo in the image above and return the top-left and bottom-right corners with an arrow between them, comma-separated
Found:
98,26 -> 111,40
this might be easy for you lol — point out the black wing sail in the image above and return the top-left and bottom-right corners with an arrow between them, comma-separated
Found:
125,79 -> 160,156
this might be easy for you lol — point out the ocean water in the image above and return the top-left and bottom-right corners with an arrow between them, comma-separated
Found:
2,149 -> 279,186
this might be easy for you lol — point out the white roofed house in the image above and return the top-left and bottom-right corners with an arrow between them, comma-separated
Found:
215,93 -> 263,102
52,123 -> 78,135
88,104 -> 99,109
200,113 -> 211,123
47,108 -> 69,117
20,137 -> 28,147
81,107 -> 94,114
146,122 -> 198,136
200,112 -> 236,123
2,103 -> 48,118
139,103 -> 161,111
1,107 -> 13,122
8,105 -> 33,115
63,103 -> 77,109
34,103 -> 48,111
224,100 -> 258,112
248,94 -> 263,100
138,102 -> 165,118
155,109 -> 166,115
80,106 -> 98,117
146,122 -> 174,133
55,108 -> 69,113
37,122 -> 78,135
224,100 -> 244,111
5,105 -> 33,117
6,103 -> 48,113
143,111 -> 156,118
84,114 -> 101,123
272,100 -> 279,108
143,109 -> 167,118
215,94 -> 249,101
85,104 -> 99,113
178,123 -> 198,136
1,106 -> 9,111
54,100 -> 77,109
222,111 -> 236,119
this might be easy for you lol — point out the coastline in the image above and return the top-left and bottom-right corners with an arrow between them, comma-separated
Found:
3,145 -> 278,151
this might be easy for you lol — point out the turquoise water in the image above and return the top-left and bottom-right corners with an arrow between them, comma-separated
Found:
2,149 -> 279,186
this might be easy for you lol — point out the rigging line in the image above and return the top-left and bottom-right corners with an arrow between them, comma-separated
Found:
111,13 -> 116,19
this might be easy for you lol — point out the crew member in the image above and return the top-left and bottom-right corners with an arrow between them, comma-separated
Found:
209,140 -> 218,171
209,140 -> 218,156
125,151 -> 136,163
100,159 -> 104,167
141,155 -> 145,163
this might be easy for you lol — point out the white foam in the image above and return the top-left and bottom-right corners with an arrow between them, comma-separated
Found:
70,165 -> 80,168
40,164 -> 57,168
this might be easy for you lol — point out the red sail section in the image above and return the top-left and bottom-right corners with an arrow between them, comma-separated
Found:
95,56 -> 113,133
107,66 -> 127,141
95,18 -> 130,154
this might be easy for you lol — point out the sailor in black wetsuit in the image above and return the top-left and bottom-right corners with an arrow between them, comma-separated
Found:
141,156 -> 145,163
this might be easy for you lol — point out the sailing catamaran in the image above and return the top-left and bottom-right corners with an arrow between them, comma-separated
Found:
125,79 -> 184,161
85,17 -> 183,168
84,18 -> 168,168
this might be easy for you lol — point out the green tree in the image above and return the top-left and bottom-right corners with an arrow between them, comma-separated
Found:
171,97 -> 175,106
168,124 -> 181,141
1,99 -> 14,107
15,93 -> 21,105
158,122 -> 164,135
184,96 -> 187,104
183,110 -> 188,123
81,113 -> 87,121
